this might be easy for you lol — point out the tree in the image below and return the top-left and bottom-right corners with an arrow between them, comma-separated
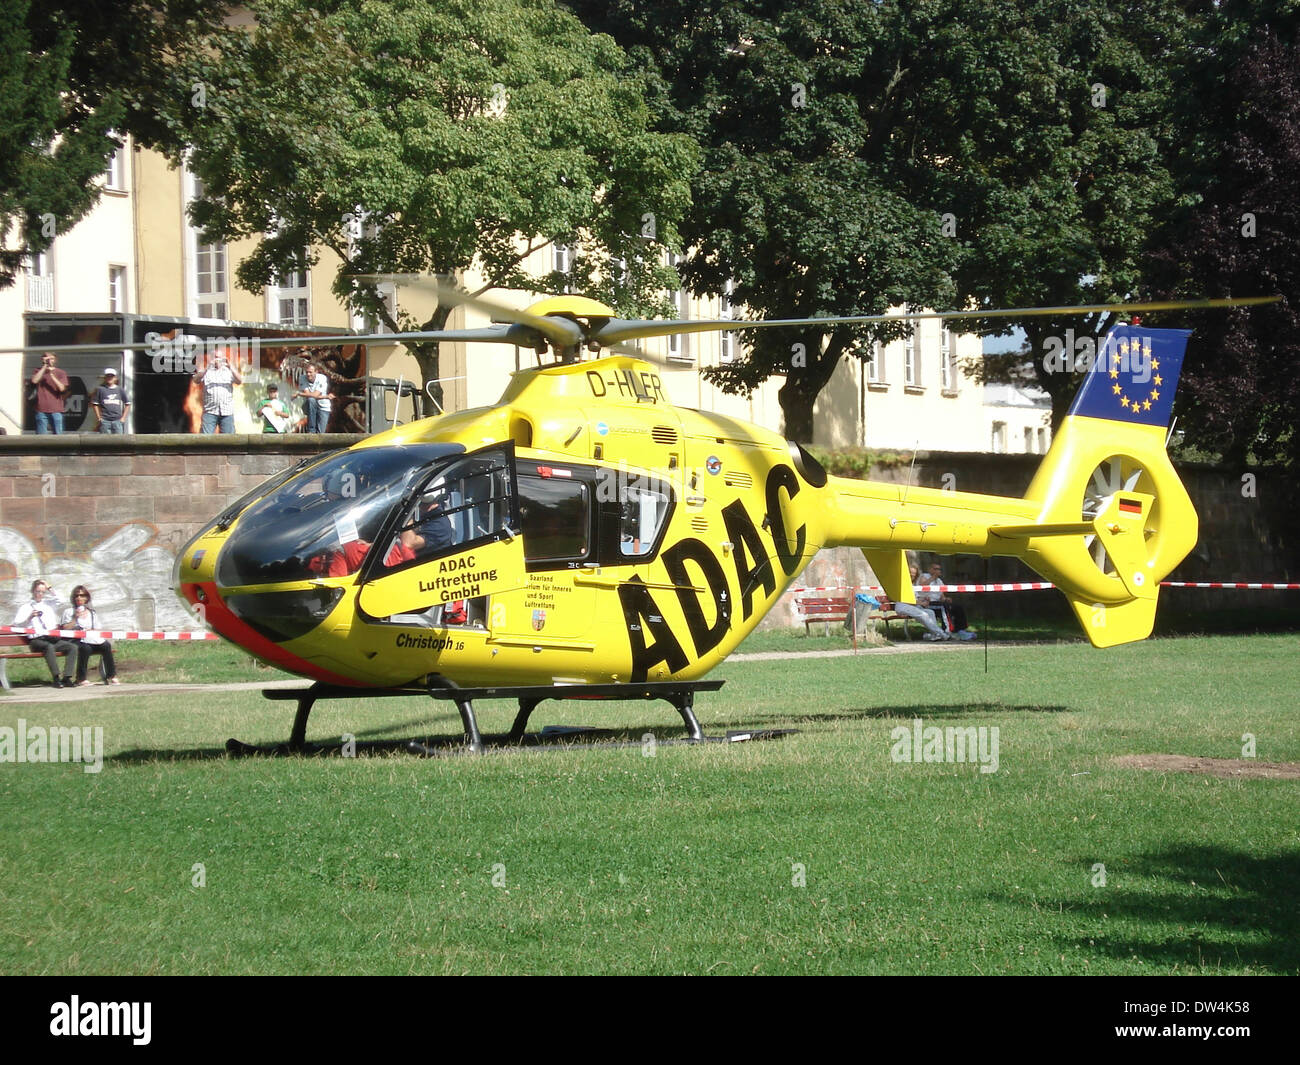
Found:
568,0 -> 1186,439
175,0 -> 697,409
1149,8 -> 1300,474
0,0 -> 227,286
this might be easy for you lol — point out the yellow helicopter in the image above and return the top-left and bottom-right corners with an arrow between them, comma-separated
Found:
159,283 -> 1259,751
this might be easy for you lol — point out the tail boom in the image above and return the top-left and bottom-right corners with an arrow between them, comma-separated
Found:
817,325 -> 1198,644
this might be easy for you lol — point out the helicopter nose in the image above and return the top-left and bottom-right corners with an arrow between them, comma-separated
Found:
174,533 -> 355,684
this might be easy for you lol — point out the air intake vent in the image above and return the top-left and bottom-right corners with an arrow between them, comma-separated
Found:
690,517 -> 708,533
724,471 -> 753,489
651,425 -> 678,445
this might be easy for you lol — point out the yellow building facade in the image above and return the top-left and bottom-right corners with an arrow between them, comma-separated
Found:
2,141 -> 1049,453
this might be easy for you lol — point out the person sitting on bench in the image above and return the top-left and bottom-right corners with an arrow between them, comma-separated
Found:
894,564 -> 952,641
61,585 -> 120,685
12,578 -> 78,686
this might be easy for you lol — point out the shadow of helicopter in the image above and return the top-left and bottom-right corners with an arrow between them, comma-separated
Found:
110,719 -> 797,763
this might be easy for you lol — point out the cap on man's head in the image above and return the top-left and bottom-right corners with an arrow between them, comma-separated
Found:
104,367 -> 117,376
267,384 -> 278,391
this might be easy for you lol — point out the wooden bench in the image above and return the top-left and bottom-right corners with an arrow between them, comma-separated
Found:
794,594 -> 855,635
0,633 -> 100,690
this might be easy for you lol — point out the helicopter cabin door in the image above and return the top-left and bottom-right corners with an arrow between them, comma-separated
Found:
357,443 -> 526,622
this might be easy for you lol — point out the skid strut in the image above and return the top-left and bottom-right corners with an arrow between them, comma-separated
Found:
234,678 -> 725,756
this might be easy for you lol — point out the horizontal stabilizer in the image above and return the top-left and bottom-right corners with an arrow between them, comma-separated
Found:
990,522 -> 1096,538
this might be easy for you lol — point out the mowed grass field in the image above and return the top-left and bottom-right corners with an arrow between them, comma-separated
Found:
0,633 -> 1296,975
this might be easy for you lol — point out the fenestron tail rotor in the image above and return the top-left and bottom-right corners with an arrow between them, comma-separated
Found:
1081,455 -> 1155,578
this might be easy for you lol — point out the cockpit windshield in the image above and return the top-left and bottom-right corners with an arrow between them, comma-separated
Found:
215,444 -> 464,587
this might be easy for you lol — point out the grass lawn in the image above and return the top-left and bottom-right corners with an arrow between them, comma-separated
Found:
0,633 -> 1296,974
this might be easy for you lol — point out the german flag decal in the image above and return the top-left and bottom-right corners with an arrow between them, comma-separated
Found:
1118,497 -> 1144,515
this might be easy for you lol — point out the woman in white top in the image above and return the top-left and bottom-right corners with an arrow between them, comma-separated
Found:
60,585 -> 120,685
12,578 -> 79,686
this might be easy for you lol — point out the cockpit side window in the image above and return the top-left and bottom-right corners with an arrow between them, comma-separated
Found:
215,444 -> 461,587
379,450 -> 517,571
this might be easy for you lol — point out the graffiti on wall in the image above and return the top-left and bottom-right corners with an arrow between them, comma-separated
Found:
0,523 -> 195,630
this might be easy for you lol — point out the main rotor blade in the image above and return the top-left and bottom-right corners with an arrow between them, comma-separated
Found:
593,296 -> 1278,345
352,273 -> 585,351
0,323 -> 539,356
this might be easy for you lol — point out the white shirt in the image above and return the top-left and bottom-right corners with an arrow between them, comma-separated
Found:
307,372 -> 331,412
13,598 -> 58,636
202,366 -> 237,416
61,604 -> 106,644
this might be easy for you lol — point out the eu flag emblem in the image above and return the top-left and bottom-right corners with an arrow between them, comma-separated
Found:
1067,326 -> 1190,427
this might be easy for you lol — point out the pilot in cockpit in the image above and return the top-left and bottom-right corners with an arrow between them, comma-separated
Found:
402,496 -> 455,555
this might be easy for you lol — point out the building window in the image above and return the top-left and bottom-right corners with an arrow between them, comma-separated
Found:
1037,427 -> 1048,453
904,327 -> 920,386
273,252 -> 311,326
195,243 -> 227,319
188,170 -> 228,320
866,340 -> 883,384
26,251 -> 54,312
104,141 -> 127,191
553,243 -> 572,293
667,253 -> 690,361
940,329 -> 956,392
719,279 -> 735,362
992,421 -> 1007,454
108,265 -> 126,312
1024,426 -> 1035,453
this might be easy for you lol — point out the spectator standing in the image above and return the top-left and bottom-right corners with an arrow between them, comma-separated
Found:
11,579 -> 79,686
296,360 -> 331,433
194,352 -> 243,434
91,368 -> 131,433
30,352 -> 70,434
60,585 -> 120,685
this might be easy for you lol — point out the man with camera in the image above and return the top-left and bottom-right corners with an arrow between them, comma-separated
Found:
193,351 -> 243,434
30,352 -> 70,434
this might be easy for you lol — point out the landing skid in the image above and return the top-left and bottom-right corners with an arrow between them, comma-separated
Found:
225,677 -> 793,756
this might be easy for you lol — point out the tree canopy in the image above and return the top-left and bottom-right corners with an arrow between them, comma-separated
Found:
174,0 -> 698,406
0,0 -> 226,286
1149,3 -> 1299,475
567,0 -> 1189,439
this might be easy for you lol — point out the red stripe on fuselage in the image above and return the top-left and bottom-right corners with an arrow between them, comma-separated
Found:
178,582 -> 362,686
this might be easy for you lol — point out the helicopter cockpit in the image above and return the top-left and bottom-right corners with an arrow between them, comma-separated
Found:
215,443 -> 470,588
193,440 -> 678,647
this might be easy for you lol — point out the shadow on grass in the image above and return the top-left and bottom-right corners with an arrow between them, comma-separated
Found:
1002,846 -> 1300,973
108,719 -> 742,763
715,702 -> 1072,728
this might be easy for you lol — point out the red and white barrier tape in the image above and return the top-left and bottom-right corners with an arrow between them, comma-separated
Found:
1161,582 -> 1300,589
792,581 -> 1299,594
1,626 -> 218,641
